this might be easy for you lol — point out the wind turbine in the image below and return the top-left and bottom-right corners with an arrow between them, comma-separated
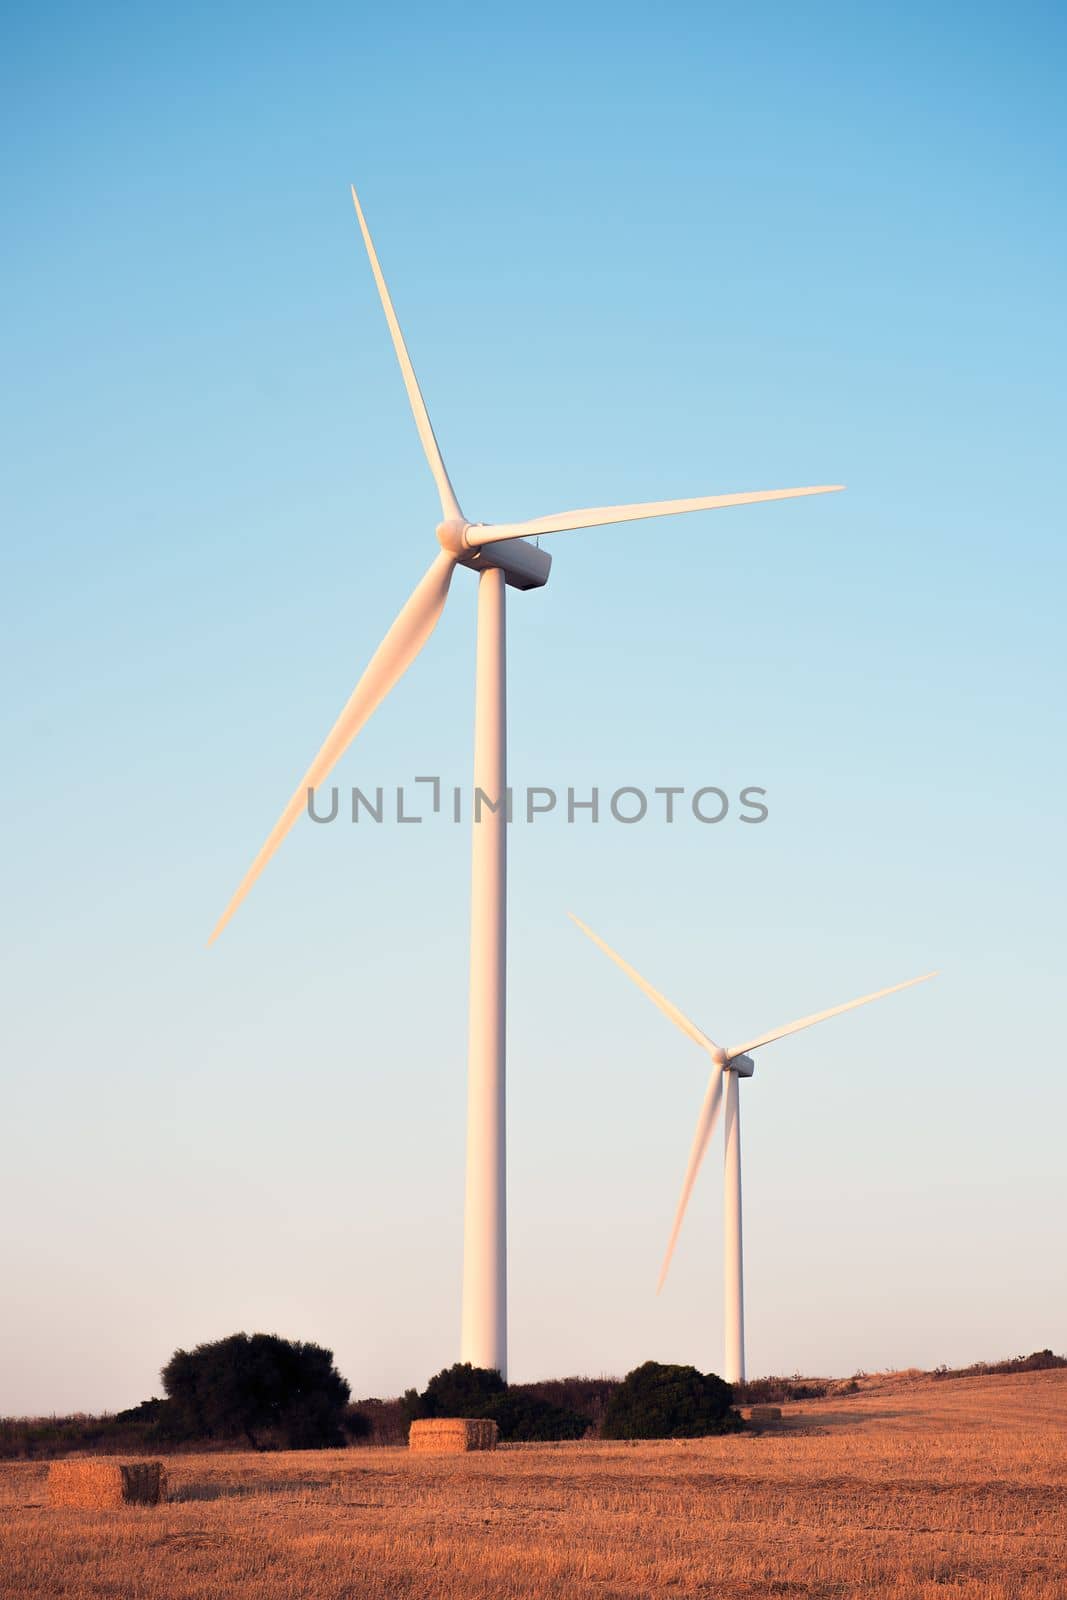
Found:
570,915 -> 936,1382
209,184 -> 844,1379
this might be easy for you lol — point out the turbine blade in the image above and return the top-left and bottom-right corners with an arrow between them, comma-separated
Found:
569,915 -> 719,1054
349,184 -> 462,522
727,971 -> 939,1059
210,551 -> 457,943
658,1066 -> 724,1292
468,485 -> 844,545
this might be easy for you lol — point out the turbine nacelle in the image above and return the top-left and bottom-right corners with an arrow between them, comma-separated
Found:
726,1053 -> 755,1077
436,519 -> 552,591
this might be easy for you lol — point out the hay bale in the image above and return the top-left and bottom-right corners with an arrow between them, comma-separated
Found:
48,1460 -> 167,1507
749,1405 -> 783,1423
408,1417 -> 498,1453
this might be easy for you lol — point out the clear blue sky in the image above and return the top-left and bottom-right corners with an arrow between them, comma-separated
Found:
2,2 -> 1064,1414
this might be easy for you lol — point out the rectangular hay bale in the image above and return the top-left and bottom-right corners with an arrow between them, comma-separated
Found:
408,1417 -> 498,1453
749,1405 -> 783,1423
48,1459 -> 167,1507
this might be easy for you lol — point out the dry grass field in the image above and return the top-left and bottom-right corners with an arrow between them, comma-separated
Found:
1,1370 -> 1064,1599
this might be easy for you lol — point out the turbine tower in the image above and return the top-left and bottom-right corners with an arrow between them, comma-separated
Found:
571,916 -> 936,1383
209,185 -> 844,1378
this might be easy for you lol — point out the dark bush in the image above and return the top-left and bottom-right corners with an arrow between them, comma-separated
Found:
0,1400 -> 188,1460
403,1363 -> 506,1425
515,1377 -> 619,1431
483,1390 -> 588,1442
733,1375 -> 829,1404
349,1397 -> 408,1446
401,1364 -> 587,1441
114,1397 -> 166,1424
162,1332 -> 350,1450
342,1407 -> 373,1442
601,1361 -> 741,1439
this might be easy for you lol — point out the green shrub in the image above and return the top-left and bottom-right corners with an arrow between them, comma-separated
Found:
483,1390 -> 588,1442
516,1377 -> 619,1431
162,1332 -> 350,1450
403,1363 -> 506,1424
342,1407 -> 373,1442
402,1364 -> 586,1441
601,1361 -> 741,1439
733,1376 -> 828,1404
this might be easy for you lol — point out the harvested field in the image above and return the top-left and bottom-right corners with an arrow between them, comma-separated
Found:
1,1370 -> 1063,1598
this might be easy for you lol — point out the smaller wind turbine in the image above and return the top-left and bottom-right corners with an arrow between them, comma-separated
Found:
570,915 -> 937,1383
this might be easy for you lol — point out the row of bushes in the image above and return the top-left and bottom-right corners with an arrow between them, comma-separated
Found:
732,1349 -> 1067,1404
0,1410 -> 175,1462
732,1375 -> 829,1404
396,1361 -> 740,1441
0,1360 -> 737,1457
931,1349 -> 1066,1381
346,1375 -> 625,1446
405,1365 -> 588,1442
4,1340 -> 1062,1458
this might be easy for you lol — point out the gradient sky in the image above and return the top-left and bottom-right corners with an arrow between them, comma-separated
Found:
2,2 -> 1064,1415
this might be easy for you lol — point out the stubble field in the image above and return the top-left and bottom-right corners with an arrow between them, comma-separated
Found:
1,1370 -> 1063,1599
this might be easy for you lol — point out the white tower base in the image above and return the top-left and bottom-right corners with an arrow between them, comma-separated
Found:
460,567 -> 508,1376
723,1068 -> 745,1384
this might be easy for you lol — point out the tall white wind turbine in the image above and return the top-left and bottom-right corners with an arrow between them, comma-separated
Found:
210,185 -> 844,1379
571,916 -> 936,1383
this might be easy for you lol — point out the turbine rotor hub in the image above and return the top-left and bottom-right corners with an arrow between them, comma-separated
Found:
435,518 -> 469,555
436,519 -> 553,591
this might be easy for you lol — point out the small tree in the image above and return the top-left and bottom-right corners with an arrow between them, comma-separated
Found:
161,1332 -> 350,1450
601,1361 -> 741,1439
